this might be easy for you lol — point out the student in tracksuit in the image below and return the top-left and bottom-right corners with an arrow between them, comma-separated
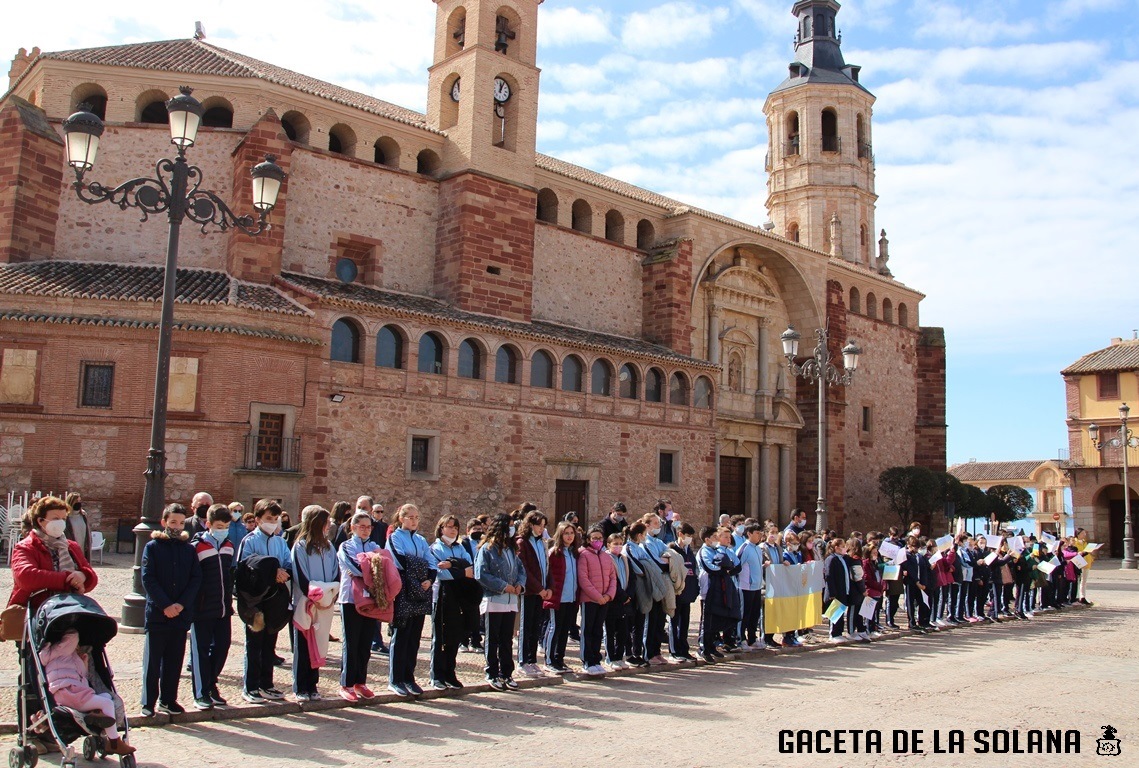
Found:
604,532 -> 632,668
188,504 -> 235,710
141,504 -> 201,716
385,504 -> 438,696
735,524 -> 765,649
236,499 -> 292,702
760,531 -> 782,646
667,523 -> 699,661
640,515 -> 671,664
515,510 -> 550,675
901,537 -> 925,632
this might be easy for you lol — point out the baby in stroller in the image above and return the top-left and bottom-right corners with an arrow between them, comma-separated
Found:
40,629 -> 134,757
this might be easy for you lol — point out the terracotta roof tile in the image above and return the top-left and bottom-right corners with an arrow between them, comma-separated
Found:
1062,340 -> 1139,375
276,271 -> 715,369
0,261 -> 309,315
948,460 -> 1052,483
0,310 -> 320,345
32,39 -> 433,131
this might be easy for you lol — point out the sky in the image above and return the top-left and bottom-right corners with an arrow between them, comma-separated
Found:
4,0 -> 1137,472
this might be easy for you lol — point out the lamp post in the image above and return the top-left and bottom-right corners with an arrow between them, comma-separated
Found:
62,86 -> 286,629
781,325 -> 862,532
1088,402 -> 1138,569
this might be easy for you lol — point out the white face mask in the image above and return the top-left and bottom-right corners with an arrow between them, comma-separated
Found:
259,521 -> 278,536
441,534 -> 457,546
43,519 -> 67,538
735,525 -> 745,536
679,536 -> 692,548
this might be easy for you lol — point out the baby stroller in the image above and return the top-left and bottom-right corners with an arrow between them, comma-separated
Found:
10,593 -> 135,768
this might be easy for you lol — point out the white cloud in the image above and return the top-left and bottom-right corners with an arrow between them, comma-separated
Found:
621,2 -> 731,52
539,7 -> 615,48
913,1 -> 1037,44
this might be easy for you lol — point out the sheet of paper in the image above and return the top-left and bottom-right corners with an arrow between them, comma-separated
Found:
882,564 -> 900,581
1008,536 -> 1025,553
1041,531 -> 1057,543
1084,542 -> 1102,553
982,551 -> 997,565
1072,554 -> 1089,569
1036,560 -> 1057,575
1049,556 -> 1062,567
893,547 -> 908,565
935,534 -> 953,552
823,599 -> 847,622
859,596 -> 877,621
1046,540 -> 1060,554
985,534 -> 1004,550
920,589 -> 930,607
928,550 -> 943,566
878,541 -> 902,561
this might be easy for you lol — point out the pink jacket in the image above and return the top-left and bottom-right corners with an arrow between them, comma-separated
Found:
935,549 -> 956,588
1060,547 -> 1079,582
40,629 -> 88,693
576,547 -> 616,604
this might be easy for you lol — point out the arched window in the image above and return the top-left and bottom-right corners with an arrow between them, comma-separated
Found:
646,367 -> 664,403
446,6 -> 466,57
866,292 -> 878,319
376,325 -> 404,369
562,355 -> 584,392
137,89 -> 169,124
200,97 -> 234,128
669,372 -> 689,406
495,345 -> 519,384
331,318 -> 361,363
418,332 -> 445,375
637,219 -> 655,250
572,199 -> 592,234
785,111 -> 800,156
694,376 -> 714,409
605,210 -> 625,243
417,149 -> 441,176
328,123 -> 356,156
537,188 -> 558,224
860,224 -> 870,264
71,84 -> 107,119
856,114 -> 870,159
280,111 -> 310,144
374,136 -> 400,168
619,364 -> 639,399
458,339 -> 483,379
591,359 -> 613,396
882,297 -> 894,324
821,108 -> 839,153
531,350 -> 554,388
849,286 -> 861,314
787,222 -> 800,243
898,303 -> 910,328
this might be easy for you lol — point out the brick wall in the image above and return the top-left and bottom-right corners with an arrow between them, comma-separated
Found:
0,97 -> 63,263
433,171 -> 536,321
226,110 -> 293,284
915,326 -> 947,473
641,238 -> 694,356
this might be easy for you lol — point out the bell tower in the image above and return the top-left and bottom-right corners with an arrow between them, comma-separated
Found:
427,0 -> 542,186
764,0 -> 877,267
427,0 -> 543,323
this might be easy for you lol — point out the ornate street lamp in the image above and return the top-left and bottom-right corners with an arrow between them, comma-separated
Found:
782,325 -> 862,532
1088,402 -> 1138,569
62,86 -> 286,629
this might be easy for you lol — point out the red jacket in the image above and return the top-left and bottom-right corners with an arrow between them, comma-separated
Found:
516,535 -> 548,596
935,549 -> 956,588
8,534 -> 99,610
862,557 -> 884,599
542,548 -> 579,610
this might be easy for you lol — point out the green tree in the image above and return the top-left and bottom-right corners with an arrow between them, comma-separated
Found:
878,466 -> 941,527
985,485 -> 1034,524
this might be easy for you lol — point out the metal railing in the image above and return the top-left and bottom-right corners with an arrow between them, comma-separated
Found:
242,433 -> 301,472
822,135 -> 841,153
784,138 -> 800,156
858,140 -> 873,159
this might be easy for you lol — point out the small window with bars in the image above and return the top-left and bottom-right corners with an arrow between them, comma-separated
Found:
411,436 -> 431,473
80,363 -> 114,408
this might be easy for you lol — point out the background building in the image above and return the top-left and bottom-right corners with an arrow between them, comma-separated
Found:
0,0 -> 944,535
1063,335 -> 1139,556
948,459 -> 1070,536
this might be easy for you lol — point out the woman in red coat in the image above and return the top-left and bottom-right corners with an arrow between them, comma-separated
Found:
8,496 -> 99,612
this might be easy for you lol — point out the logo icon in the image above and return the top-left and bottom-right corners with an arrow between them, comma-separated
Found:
1097,725 -> 1120,756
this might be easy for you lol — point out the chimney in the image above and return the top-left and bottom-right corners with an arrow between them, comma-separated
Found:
8,47 -> 39,89
1111,337 -> 1123,346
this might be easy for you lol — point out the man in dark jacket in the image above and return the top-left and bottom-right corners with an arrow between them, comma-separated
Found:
599,502 -> 628,542
141,503 -> 202,716
188,504 -> 235,710
667,523 -> 699,661
184,491 -> 213,538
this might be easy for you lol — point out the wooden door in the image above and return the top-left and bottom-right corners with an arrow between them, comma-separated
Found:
555,480 -> 589,527
719,456 -> 748,520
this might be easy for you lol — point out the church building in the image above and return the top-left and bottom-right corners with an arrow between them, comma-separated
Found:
0,0 -> 945,534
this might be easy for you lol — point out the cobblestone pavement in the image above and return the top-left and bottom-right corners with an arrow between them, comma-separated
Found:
4,554 -> 1135,767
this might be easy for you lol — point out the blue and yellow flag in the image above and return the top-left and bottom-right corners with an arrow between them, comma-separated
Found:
764,562 -> 824,634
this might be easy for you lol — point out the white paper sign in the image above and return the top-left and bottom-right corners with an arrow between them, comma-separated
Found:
878,541 -> 902,561
859,596 -> 877,621
1072,554 -> 1089,569
1049,556 -> 1062,567
1084,543 -> 1103,553
982,551 -> 998,566
920,589 -> 930,607
935,535 -> 953,552
1008,536 -> 1025,553
984,534 -> 1004,550
1041,531 -> 1057,543
1036,560 -> 1057,575
893,547 -> 908,565
1046,540 -> 1060,554
928,550 -> 943,566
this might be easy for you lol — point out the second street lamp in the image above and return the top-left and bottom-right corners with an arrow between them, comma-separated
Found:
782,325 -> 862,532
62,86 -> 286,630
1088,403 -> 1138,569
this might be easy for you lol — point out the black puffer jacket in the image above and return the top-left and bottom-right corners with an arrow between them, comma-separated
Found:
235,554 -> 291,633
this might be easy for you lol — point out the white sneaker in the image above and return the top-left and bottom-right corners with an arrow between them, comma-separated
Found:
858,632 -> 871,641
519,663 -> 542,677
610,660 -> 629,669
751,640 -> 768,650
586,664 -> 606,676
869,631 -> 883,639
828,636 -> 849,644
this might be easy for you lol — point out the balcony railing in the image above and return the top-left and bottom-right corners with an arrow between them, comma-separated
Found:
822,135 -> 841,153
784,138 -> 800,157
242,433 -> 301,472
858,140 -> 873,159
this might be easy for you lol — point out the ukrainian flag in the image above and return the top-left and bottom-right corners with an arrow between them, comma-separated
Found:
764,562 -> 824,634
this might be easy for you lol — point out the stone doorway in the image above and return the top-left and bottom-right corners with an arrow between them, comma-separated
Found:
555,479 -> 589,527
719,456 -> 747,519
